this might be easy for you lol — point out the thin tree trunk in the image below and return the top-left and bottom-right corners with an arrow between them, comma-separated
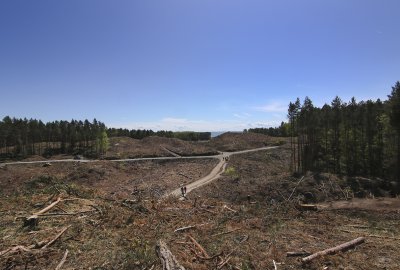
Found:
398,134 -> 400,182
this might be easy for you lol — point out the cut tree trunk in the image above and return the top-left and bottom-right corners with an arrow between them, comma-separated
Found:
156,240 -> 185,270
24,197 -> 62,227
302,237 -> 365,263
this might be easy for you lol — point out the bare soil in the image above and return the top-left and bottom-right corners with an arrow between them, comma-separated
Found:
0,159 -> 218,199
206,132 -> 287,152
1,136 -> 399,269
106,136 -> 218,159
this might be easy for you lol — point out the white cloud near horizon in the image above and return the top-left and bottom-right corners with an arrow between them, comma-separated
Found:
110,117 -> 283,132
253,102 -> 288,113
233,112 -> 251,119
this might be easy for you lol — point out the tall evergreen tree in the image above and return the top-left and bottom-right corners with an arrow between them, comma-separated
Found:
387,81 -> 400,181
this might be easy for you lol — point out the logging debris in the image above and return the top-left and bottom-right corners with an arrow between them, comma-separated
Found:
174,225 -> 196,233
55,249 -> 69,270
302,237 -> 365,263
24,197 -> 62,227
156,240 -> 185,270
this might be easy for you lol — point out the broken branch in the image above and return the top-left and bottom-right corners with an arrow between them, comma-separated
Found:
273,259 -> 277,270
42,225 -> 71,250
55,249 -> 69,270
222,205 -> 237,213
187,235 -> 209,258
302,237 -> 365,263
217,256 -> 231,269
174,225 -> 196,233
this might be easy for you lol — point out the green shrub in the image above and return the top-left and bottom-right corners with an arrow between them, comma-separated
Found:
224,166 -> 239,178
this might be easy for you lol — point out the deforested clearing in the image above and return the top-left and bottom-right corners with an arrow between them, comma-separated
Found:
1,134 -> 399,269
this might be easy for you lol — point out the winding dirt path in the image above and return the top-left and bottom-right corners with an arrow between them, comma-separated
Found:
167,146 -> 278,198
1,146 -> 278,198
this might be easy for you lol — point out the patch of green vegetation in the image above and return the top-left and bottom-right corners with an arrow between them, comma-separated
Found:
224,166 -> 239,178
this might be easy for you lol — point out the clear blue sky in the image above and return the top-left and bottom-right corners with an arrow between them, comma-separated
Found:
0,0 -> 399,131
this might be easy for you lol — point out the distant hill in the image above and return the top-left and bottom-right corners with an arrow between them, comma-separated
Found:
211,131 -> 242,138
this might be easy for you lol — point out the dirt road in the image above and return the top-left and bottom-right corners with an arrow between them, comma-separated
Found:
1,146 -> 278,198
1,146 -> 277,166
1,155 -> 219,165
167,146 -> 278,198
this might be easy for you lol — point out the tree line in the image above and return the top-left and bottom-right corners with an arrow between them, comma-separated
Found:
107,128 -> 211,141
0,117 -> 109,159
0,117 -> 212,160
287,81 -> 400,183
244,122 -> 290,137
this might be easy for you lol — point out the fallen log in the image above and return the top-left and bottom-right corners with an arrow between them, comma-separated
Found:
156,240 -> 185,270
302,237 -> 365,263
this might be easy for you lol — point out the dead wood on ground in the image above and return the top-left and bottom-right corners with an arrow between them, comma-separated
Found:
156,240 -> 185,270
55,249 -> 69,270
24,197 -> 62,227
42,225 -> 71,250
302,237 -> 365,263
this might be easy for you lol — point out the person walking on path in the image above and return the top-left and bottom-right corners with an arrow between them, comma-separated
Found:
183,186 -> 187,195
180,186 -> 185,197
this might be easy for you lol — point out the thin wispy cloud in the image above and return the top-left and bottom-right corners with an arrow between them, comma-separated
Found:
233,112 -> 251,119
111,116 -> 282,132
253,102 -> 287,113
161,118 -> 188,124
246,120 -> 283,128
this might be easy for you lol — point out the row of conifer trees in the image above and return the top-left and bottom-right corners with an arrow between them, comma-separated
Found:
0,117 -> 108,158
288,81 -> 400,183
